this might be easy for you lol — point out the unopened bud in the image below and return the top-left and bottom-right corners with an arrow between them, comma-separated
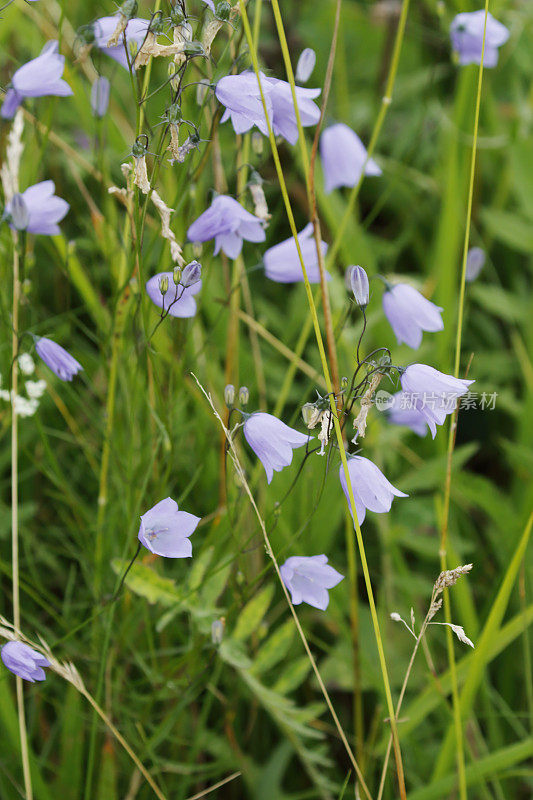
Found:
181,260 -> 201,287
350,265 -> 369,308
166,102 -> 182,125
183,41 -> 205,57
251,131 -> 263,155
131,137 -> 147,159
295,48 -> 316,83
9,194 -> 29,231
341,376 -> 348,389
211,618 -> 224,644
159,276 -> 169,295
91,76 -> 110,118
215,1 -> 231,20
238,386 -> 249,406
196,79 -> 210,105
465,247 -> 485,282
173,266 -> 182,285
224,384 -> 235,407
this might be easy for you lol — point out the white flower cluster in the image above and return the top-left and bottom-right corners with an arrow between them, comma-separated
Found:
0,356 -> 47,417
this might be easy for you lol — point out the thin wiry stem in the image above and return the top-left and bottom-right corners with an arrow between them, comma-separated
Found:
438,4 -> 491,798
193,375 -> 373,800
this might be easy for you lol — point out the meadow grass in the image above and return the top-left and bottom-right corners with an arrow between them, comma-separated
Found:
0,1 -> 532,799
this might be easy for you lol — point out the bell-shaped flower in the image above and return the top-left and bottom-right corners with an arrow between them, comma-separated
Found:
91,76 -> 110,118
146,272 -> 201,318
280,555 -> 343,610
215,71 -> 320,145
1,641 -> 50,683
400,364 -> 474,437
382,283 -> 443,350
243,412 -> 309,484
1,41 -> 73,120
339,455 -> 407,526
320,124 -> 381,194
93,16 -> 150,69
187,194 -> 265,259
34,337 -> 82,381
263,223 -> 329,283
138,497 -> 200,558
450,11 -> 509,68
386,391 -> 430,437
5,180 -> 69,236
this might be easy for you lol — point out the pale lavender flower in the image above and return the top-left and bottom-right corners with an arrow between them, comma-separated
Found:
295,48 -> 316,84
350,265 -> 369,308
263,223 -> 329,283
146,272 -> 201,318
243,412 -> 309,484
34,337 -> 82,381
1,641 -> 50,683
400,364 -> 474,437
280,555 -> 343,610
450,11 -> 509,67
138,497 -> 200,558
339,455 -> 407,526
386,391 -> 429,437
383,284 -> 444,349
320,124 -> 381,194
93,16 -> 150,69
5,181 -> 69,235
215,71 -> 320,145
91,76 -> 110,118
187,194 -> 265,259
465,247 -> 486,282
1,41 -> 72,120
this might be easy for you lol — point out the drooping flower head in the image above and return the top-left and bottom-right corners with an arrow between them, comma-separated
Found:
450,11 -> 509,68
215,71 -> 320,145
350,265 -> 370,309
465,247 -> 486,282
339,455 -> 407,526
187,194 -> 265,259
1,41 -> 73,120
1,641 -> 50,683
138,497 -> 200,558
400,364 -> 474,437
243,412 -> 309,484
320,124 -> 381,194
386,391 -> 430,437
34,337 -> 82,382
295,48 -> 316,84
146,272 -> 201,318
280,555 -> 343,610
91,76 -> 110,118
93,16 -> 150,69
382,283 -> 444,350
4,181 -> 69,236
263,223 -> 329,283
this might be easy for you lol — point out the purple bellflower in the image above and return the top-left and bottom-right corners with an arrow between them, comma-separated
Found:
320,124 -> 381,194
138,497 -> 200,558
465,247 -> 486,282
280,555 -> 343,610
263,223 -> 329,283
400,364 -> 474,437
1,41 -> 73,120
339,456 -> 407,526
5,181 -> 69,235
215,71 -> 320,145
93,16 -> 150,69
450,11 -> 509,68
34,337 -> 82,381
382,283 -> 444,350
187,194 -> 265,259
295,48 -> 316,84
243,412 -> 309,484
91,76 -> 110,118
146,272 -> 201,318
386,391 -> 430,437
1,641 -> 50,682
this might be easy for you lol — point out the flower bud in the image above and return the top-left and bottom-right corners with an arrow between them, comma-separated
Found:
91,76 -> 110,118
350,265 -> 369,308
215,1 -> 231,20
238,386 -> 249,406
9,194 -> 29,231
211,618 -> 224,644
166,102 -> 182,125
173,266 -> 182,285
341,376 -> 348,389
77,23 -> 96,46
224,384 -> 235,407
465,247 -> 485,282
295,48 -> 316,83
251,131 -> 263,155
196,79 -> 210,105
181,260 -> 201,287
183,41 -> 205,57
131,137 -> 147,159
159,276 -> 169,295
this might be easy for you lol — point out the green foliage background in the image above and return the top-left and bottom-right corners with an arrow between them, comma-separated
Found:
0,0 -> 532,798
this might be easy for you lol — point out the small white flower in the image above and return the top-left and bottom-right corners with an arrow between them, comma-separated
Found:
18,353 -> 35,375
25,379 -> 46,399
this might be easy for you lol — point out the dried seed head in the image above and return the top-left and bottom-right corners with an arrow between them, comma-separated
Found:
434,563 -> 473,594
